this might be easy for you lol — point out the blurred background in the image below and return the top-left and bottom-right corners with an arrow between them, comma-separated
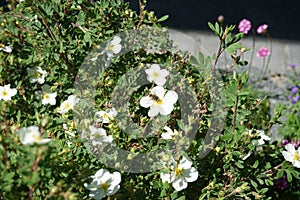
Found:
125,0 -> 300,41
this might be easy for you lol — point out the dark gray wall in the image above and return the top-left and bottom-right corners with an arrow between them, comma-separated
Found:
126,0 -> 300,41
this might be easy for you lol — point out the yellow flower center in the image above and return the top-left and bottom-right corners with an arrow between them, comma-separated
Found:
108,44 -> 115,51
294,152 -> 300,161
93,133 -> 102,139
175,167 -> 183,176
2,90 -> 8,97
33,134 -> 42,142
103,112 -> 109,119
152,71 -> 159,78
44,93 -> 50,100
100,181 -> 110,191
34,72 -> 40,78
156,99 -> 163,105
64,102 -> 71,110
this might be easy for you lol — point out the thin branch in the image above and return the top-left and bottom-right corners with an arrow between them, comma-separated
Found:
71,22 -> 87,33
27,154 -> 42,200
137,0 -> 145,28
232,85 -> 240,133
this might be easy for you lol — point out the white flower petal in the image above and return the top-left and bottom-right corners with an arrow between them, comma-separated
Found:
160,172 -> 173,183
111,171 -> 121,186
164,91 -> 178,105
108,107 -> 118,117
285,143 -> 296,153
293,160 -> 300,168
148,105 -> 160,117
39,138 -> 52,144
183,167 -> 198,182
160,69 -> 169,77
159,103 -> 174,115
161,127 -> 176,140
112,44 -> 122,54
172,177 -> 188,191
154,77 -> 167,86
150,64 -> 161,71
178,156 -> 193,169
112,36 -> 121,44
242,151 -> 252,160
151,86 -> 165,100
140,96 -> 154,108
282,151 -> 293,163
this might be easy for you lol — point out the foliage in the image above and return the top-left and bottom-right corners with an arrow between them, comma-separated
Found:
0,0 -> 299,199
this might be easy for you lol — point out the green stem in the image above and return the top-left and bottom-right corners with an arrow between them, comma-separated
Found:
248,29 -> 256,74
212,38 -> 224,75
264,33 -> 273,77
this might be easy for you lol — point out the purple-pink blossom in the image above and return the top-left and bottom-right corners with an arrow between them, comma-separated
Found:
257,24 -> 268,34
281,139 -> 300,147
291,86 -> 298,94
238,19 -> 251,34
290,140 -> 300,147
289,64 -> 297,69
256,47 -> 270,58
281,139 -> 289,146
289,94 -> 300,104
274,176 -> 288,190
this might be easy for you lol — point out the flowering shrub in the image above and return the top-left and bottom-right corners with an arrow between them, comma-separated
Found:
0,0 -> 299,199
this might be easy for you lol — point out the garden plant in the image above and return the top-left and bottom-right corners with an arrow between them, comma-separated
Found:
0,0 -> 299,199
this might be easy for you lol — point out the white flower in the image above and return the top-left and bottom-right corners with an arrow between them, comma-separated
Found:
161,126 -> 179,140
0,84 -> 17,101
257,130 -> 271,145
84,169 -> 121,200
140,86 -> 178,117
58,95 -> 80,114
282,143 -> 300,168
42,91 -> 57,105
160,156 -> 198,191
242,151 -> 252,161
145,64 -> 169,86
103,36 -> 122,59
0,46 -> 12,53
28,66 -> 48,84
95,107 -> 117,123
18,126 -> 51,145
89,126 -> 113,146
63,123 -> 76,137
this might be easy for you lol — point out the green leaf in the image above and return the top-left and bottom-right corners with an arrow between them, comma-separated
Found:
106,30 -> 114,34
171,190 -> 179,200
176,196 -> 186,200
232,33 -> 244,43
157,15 -> 169,22
215,22 -> 220,36
190,55 -> 199,65
177,120 -> 185,131
236,161 -> 244,169
286,170 -> 293,182
250,180 -> 258,188
276,169 -> 284,178
208,22 -> 215,32
252,160 -> 259,168
257,178 -> 264,185
198,52 -> 204,64
225,43 -> 242,54
259,188 -> 269,194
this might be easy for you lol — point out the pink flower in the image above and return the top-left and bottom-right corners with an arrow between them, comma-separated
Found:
257,24 -> 268,34
238,19 -> 251,34
256,47 -> 270,58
